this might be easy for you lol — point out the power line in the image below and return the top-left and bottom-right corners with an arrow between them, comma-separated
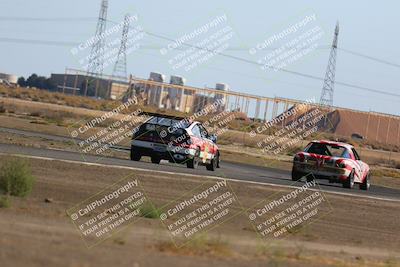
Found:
114,22 -> 400,98
0,16 -> 97,22
0,17 -> 398,98
0,37 -> 255,50
2,17 -> 398,67
339,47 -> 400,69
0,37 -> 78,46
2,33 -> 398,99
0,37 -> 328,51
334,80 -> 400,98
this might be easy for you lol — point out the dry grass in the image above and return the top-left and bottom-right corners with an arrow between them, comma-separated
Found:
139,201 -> 162,219
0,101 -> 6,113
255,243 -> 398,267
0,195 -> 10,208
372,168 -> 400,179
155,234 -> 232,258
0,85 -> 118,111
364,157 -> 400,169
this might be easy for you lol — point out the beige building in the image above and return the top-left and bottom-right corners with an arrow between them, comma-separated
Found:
51,73 -> 129,99
109,82 -> 129,100
0,72 -> 18,85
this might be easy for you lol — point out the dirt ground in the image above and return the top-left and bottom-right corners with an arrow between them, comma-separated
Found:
0,155 -> 399,267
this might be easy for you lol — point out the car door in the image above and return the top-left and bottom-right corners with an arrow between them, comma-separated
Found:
351,148 -> 364,183
191,124 -> 205,155
198,124 -> 216,160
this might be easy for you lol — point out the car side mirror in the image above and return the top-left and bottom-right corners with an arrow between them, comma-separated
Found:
209,134 -> 217,144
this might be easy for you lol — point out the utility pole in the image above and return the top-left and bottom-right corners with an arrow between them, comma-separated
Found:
85,0 -> 108,97
320,22 -> 339,107
112,14 -> 130,81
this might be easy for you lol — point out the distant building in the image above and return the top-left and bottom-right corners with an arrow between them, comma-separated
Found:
146,72 -> 166,107
0,72 -> 18,86
193,94 -> 214,113
163,75 -> 185,110
50,72 -> 129,99
134,72 -> 195,113
132,72 -> 230,114
50,70 -> 228,115
192,83 -> 229,113
214,83 -> 229,112
109,82 -> 129,100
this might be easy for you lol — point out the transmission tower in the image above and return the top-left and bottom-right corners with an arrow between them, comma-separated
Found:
87,0 -> 108,77
320,22 -> 339,106
112,14 -> 131,80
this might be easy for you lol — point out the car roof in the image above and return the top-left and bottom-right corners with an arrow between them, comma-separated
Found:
311,140 -> 354,150
142,113 -> 197,129
146,117 -> 193,128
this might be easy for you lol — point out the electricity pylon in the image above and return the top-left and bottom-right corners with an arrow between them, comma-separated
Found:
112,14 -> 131,80
320,22 -> 339,107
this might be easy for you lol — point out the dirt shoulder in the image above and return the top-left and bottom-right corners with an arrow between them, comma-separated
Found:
0,155 -> 399,267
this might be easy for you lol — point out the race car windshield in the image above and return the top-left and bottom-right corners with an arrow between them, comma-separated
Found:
147,117 -> 190,128
147,117 -> 178,126
306,143 -> 348,158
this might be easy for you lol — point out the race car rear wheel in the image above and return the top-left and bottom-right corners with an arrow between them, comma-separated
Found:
343,169 -> 355,189
359,172 -> 370,190
130,148 -> 141,161
151,156 -> 161,164
187,148 -> 200,169
206,154 -> 218,171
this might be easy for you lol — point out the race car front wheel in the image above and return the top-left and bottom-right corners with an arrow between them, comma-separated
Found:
151,156 -> 161,164
206,154 -> 218,171
130,148 -> 141,161
359,172 -> 370,190
291,167 -> 303,181
343,169 -> 355,189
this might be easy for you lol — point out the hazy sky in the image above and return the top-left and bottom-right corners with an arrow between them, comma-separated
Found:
0,0 -> 399,116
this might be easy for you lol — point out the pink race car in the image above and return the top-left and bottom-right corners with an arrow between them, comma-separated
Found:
292,140 -> 370,190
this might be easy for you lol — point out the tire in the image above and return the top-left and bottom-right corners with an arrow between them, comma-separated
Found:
187,148 -> 200,169
291,167 -> 302,181
130,148 -> 141,161
343,169 -> 355,189
359,172 -> 371,190
216,151 -> 221,168
206,154 -> 218,171
306,175 -> 314,183
151,156 -> 161,164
